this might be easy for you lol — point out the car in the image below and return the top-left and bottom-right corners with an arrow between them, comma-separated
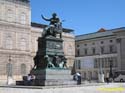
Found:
114,71 -> 125,82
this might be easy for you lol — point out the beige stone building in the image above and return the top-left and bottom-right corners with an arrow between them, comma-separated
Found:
0,0 -> 75,84
75,28 -> 125,80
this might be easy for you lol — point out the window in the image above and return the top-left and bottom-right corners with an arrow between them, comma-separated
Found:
94,71 -> 98,79
67,44 -> 73,55
92,48 -> 96,54
7,9 -> 13,22
20,13 -> 26,24
88,71 -> 92,79
84,48 -> 88,55
77,49 -> 80,56
102,58 -> 104,68
84,72 -> 86,79
109,45 -> 114,53
20,38 -> 26,50
84,44 -> 87,46
107,58 -> 111,68
0,5 -> 1,19
116,38 -> 121,43
5,35 -> 13,49
78,60 -> 81,69
77,44 -> 79,47
100,46 -> 104,54
21,64 -> 26,75
92,42 -> 95,45
75,60 -> 81,69
94,59 -> 98,68
114,57 -> 117,67
6,63 -> 13,76
110,40 -> 113,43
104,58 -> 107,68
101,41 -> 104,44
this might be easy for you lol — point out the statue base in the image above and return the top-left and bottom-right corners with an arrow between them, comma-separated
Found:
30,69 -> 76,86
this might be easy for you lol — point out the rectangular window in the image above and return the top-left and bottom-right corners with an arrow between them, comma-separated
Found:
107,58 -> 110,68
100,46 -> 104,54
102,58 -> 104,68
75,60 -> 81,69
92,48 -> 96,54
78,60 -> 81,69
84,48 -> 88,55
114,57 -> 117,67
94,59 -> 97,68
77,44 -> 79,47
109,45 -> 114,53
104,58 -> 107,68
77,49 -> 80,56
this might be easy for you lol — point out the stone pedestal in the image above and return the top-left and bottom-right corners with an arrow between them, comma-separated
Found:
7,76 -> 15,85
31,69 -> 76,86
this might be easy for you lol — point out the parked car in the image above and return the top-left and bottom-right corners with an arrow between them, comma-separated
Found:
114,71 -> 125,82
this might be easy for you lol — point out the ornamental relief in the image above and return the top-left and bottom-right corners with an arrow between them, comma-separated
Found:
47,41 -> 62,49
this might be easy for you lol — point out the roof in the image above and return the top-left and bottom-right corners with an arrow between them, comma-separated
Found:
19,0 -> 30,2
31,22 -> 74,33
76,27 -> 125,41
31,22 -> 47,28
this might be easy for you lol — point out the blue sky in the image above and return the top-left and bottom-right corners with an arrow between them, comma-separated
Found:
31,0 -> 125,35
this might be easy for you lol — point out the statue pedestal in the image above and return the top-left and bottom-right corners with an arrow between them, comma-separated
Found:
7,76 -> 15,85
31,69 -> 76,86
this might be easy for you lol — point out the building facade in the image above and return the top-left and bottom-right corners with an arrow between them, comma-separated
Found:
0,0 -> 75,84
75,28 -> 125,80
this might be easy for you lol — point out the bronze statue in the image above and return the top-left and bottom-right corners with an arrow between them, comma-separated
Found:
42,13 -> 62,38
44,55 -> 55,68
41,13 -> 60,26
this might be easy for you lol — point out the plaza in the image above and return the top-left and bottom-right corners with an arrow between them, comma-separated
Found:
0,83 -> 125,93
0,1 -> 125,93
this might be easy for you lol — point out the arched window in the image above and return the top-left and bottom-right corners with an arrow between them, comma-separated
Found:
6,63 -> 13,76
20,13 -> 26,24
21,64 -> 26,75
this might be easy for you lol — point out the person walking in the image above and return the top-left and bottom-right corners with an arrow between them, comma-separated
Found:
76,72 -> 81,85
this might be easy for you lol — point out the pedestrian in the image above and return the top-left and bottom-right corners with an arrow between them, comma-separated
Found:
30,74 -> 35,85
105,73 -> 109,84
27,74 -> 32,85
76,72 -> 81,85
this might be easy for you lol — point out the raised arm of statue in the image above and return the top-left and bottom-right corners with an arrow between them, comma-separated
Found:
41,15 -> 51,21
